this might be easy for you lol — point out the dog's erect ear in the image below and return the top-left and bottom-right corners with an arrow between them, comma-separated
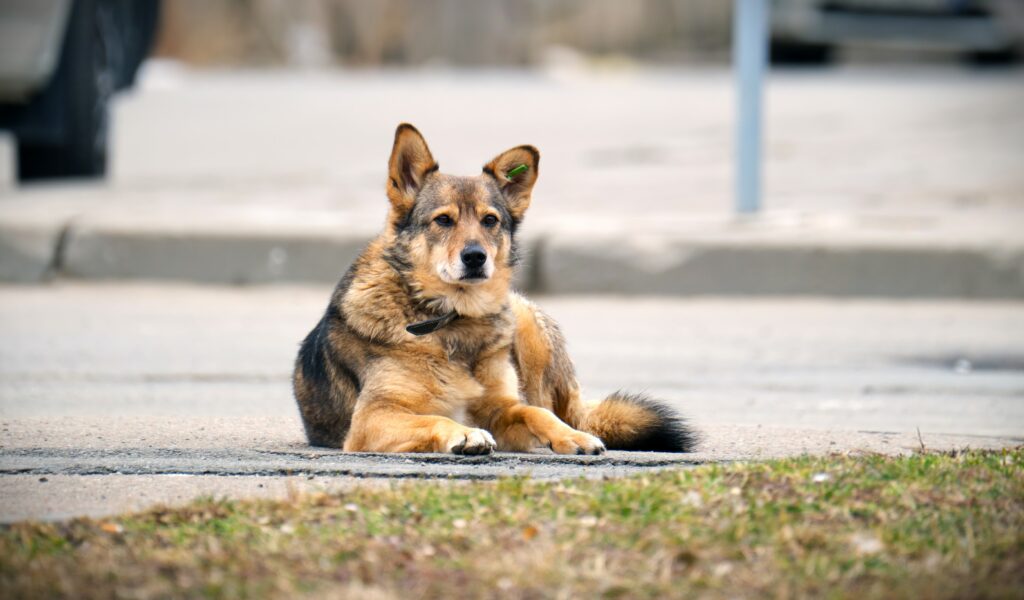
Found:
483,145 -> 539,222
387,123 -> 438,215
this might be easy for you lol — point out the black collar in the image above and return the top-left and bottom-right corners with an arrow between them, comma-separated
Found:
405,310 -> 459,336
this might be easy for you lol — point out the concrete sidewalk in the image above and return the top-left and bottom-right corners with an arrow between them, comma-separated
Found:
1,68 -> 1022,297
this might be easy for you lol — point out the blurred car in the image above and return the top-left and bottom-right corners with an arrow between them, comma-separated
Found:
771,0 -> 1022,63
0,0 -> 160,182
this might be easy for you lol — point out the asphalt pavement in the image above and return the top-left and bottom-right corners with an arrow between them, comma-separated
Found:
1,284 -> 1021,521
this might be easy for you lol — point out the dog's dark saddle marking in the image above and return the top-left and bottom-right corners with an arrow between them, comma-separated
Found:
406,310 -> 459,336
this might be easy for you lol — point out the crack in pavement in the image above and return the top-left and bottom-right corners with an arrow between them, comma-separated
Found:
0,447 -> 700,481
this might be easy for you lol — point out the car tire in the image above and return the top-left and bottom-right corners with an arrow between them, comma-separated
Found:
965,46 -> 1019,66
770,39 -> 834,66
17,0 -> 117,181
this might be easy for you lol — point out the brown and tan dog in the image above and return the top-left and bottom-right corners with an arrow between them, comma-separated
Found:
293,124 -> 695,455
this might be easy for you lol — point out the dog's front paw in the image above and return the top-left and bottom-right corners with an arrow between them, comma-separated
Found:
447,428 -> 497,456
550,430 -> 606,455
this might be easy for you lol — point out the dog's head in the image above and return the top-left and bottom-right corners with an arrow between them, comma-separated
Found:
383,123 -> 538,303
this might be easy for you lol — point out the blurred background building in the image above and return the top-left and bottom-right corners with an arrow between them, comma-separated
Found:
152,0 -> 1022,69
153,1 -> 733,69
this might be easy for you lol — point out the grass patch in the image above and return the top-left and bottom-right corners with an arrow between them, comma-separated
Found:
2,449 -> 1021,599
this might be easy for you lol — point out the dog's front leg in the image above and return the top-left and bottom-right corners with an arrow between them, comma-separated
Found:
472,354 -> 606,455
343,368 -> 496,454
345,405 -> 496,454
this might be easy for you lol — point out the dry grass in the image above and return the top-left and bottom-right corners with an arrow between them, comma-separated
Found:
2,448 -> 1022,599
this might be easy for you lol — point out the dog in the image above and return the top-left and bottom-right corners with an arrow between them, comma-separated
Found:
293,124 -> 696,455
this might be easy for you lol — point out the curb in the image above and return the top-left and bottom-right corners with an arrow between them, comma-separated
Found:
2,217 -> 1022,299
539,233 -> 1024,298
62,225 -> 371,285
0,216 -> 67,283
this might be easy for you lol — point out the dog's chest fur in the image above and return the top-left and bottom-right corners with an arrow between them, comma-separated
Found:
432,311 -> 513,368
425,313 -> 515,425
428,309 -> 512,360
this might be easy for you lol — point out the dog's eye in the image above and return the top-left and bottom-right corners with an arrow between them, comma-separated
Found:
434,214 -> 453,227
482,215 -> 499,227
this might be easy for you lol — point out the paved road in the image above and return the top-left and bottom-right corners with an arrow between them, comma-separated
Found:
1,285 -> 1022,432
1,284 -> 1021,520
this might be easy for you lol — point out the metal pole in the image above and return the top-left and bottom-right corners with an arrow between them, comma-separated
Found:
734,0 -> 769,214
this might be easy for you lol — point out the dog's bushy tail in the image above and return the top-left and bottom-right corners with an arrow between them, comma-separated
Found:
578,391 -> 697,453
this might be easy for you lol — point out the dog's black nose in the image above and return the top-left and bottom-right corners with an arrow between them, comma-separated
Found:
461,244 -> 487,269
